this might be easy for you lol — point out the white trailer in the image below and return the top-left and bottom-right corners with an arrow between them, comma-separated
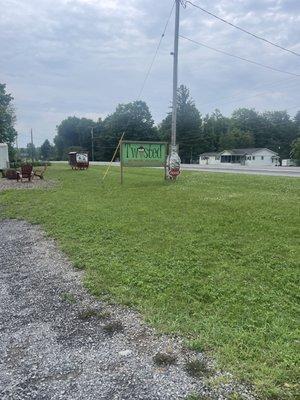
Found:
0,143 -> 9,169
282,159 -> 296,167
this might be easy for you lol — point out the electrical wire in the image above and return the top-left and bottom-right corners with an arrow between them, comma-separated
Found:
102,1 -> 175,177
198,78 -> 300,110
180,35 -> 300,77
137,1 -> 175,99
185,0 -> 300,57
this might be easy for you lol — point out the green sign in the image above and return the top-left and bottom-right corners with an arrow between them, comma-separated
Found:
121,141 -> 167,167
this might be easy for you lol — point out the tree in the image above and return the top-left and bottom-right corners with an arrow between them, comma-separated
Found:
40,139 -> 54,160
294,110 -> 300,128
160,85 -> 202,162
219,129 -> 254,150
100,100 -> 158,161
26,143 -> 37,161
231,108 -> 266,147
0,83 -> 17,159
291,138 -> 300,165
54,116 -> 96,160
202,109 -> 231,151
262,111 -> 297,158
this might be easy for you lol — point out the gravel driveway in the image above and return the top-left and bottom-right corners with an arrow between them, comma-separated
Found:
0,220 -> 255,400
0,178 -> 57,192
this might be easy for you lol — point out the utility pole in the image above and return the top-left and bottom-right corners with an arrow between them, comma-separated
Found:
171,0 -> 180,148
91,127 -> 94,162
168,0 -> 181,179
30,128 -> 34,162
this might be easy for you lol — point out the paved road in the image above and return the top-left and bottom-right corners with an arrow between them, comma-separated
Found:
87,162 -> 300,178
180,164 -> 300,177
0,220 -> 254,400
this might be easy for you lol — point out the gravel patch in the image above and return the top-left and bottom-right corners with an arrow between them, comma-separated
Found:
0,178 -> 58,192
0,220 -> 256,400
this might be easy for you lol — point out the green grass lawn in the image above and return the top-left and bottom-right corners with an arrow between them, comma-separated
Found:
1,164 -> 299,399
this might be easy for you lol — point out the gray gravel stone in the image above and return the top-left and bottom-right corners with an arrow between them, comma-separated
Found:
0,220 -> 256,399
0,178 -> 57,192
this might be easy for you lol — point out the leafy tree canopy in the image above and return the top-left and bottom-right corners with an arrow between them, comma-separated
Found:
40,139 -> 54,160
291,137 -> 300,165
0,83 -> 17,159
160,85 -> 202,162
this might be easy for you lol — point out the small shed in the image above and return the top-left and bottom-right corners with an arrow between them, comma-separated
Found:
0,143 -> 9,170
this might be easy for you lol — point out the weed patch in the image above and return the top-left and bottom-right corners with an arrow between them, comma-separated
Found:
61,292 -> 76,304
185,360 -> 212,379
103,321 -> 124,335
153,352 -> 177,367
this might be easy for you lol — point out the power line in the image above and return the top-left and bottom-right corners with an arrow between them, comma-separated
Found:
198,78 -> 300,110
102,1 -> 175,176
180,35 -> 300,77
137,1 -> 175,99
198,77 -> 297,107
185,0 -> 300,57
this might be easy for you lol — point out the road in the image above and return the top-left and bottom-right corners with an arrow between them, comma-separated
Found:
180,164 -> 300,177
53,161 -> 300,177
87,162 -> 300,178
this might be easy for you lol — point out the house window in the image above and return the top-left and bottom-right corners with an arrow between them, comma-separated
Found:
261,156 -> 264,160
252,156 -> 255,160
247,156 -> 251,160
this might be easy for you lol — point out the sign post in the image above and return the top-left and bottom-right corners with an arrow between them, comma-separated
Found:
120,141 -> 168,183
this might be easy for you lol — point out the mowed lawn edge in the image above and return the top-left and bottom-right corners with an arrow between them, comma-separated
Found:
0,164 -> 299,399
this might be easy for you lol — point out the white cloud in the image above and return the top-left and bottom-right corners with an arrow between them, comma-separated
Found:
0,0 -> 299,146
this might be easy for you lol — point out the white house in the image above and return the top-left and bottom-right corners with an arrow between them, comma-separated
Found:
199,152 -> 221,165
199,148 -> 279,166
0,143 -> 9,170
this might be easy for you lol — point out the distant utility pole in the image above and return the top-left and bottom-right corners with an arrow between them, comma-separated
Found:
171,0 -> 180,149
30,128 -> 34,162
91,127 -> 94,162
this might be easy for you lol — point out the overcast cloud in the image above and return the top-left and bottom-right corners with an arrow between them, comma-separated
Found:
1,0 -> 300,146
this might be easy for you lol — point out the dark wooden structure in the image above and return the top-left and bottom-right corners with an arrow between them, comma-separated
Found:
68,152 -> 89,170
19,164 -> 34,181
34,164 -> 48,179
4,169 -> 20,181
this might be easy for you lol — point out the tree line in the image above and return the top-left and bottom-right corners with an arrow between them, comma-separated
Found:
1,82 -> 300,164
51,85 -> 300,163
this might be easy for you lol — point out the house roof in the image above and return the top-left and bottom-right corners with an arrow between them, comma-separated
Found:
200,152 -> 221,157
222,148 -> 278,156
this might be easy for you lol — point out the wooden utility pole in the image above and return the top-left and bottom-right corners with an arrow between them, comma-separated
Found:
30,128 -> 34,162
91,127 -> 94,162
171,0 -> 180,150
167,0 -> 181,180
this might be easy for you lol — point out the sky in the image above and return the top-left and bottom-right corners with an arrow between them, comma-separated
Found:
1,0 -> 300,146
